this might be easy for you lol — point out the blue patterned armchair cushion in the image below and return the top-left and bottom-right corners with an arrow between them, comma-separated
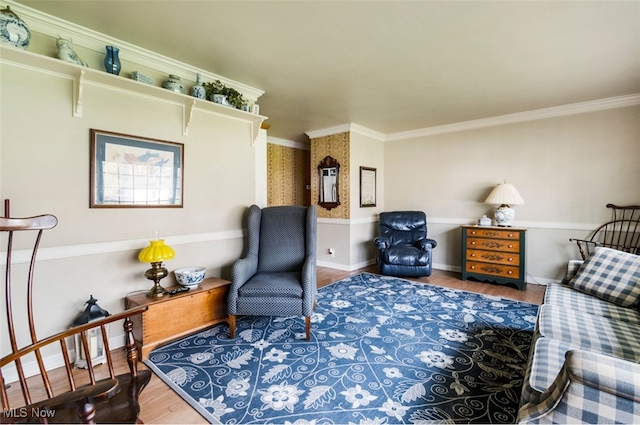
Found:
567,247 -> 640,307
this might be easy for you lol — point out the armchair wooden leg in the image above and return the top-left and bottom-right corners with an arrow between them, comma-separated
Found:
228,315 -> 236,339
305,316 -> 311,341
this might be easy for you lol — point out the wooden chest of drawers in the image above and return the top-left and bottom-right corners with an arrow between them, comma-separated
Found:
461,225 -> 527,290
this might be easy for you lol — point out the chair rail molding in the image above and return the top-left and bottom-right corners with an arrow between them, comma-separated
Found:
0,229 -> 244,266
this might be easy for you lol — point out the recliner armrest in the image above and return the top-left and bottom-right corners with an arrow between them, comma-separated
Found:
374,236 -> 390,250
416,238 -> 437,250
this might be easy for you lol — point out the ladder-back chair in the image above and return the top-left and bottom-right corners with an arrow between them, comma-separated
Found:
570,203 -> 640,260
0,201 -> 151,423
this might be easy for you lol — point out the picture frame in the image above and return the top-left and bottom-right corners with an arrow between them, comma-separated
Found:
359,166 -> 377,207
90,129 -> 184,208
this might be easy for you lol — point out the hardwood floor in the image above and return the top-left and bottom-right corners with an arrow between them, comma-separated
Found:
4,266 -> 545,424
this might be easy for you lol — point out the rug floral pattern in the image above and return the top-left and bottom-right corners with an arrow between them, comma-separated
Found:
146,273 -> 538,424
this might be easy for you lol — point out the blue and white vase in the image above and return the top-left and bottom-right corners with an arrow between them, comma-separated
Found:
163,75 -> 184,93
0,6 -> 30,49
103,45 -> 121,75
190,73 -> 206,99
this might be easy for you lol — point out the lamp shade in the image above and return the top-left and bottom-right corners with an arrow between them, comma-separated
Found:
484,183 -> 525,206
138,239 -> 175,263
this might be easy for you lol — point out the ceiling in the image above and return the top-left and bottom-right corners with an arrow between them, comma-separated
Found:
19,1 -> 640,143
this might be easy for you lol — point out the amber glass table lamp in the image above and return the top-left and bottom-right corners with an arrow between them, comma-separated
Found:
138,239 -> 175,298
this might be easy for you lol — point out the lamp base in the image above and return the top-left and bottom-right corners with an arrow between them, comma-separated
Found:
494,204 -> 515,227
147,283 -> 168,298
145,262 -> 169,298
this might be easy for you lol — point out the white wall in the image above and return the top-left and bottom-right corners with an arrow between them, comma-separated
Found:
383,105 -> 640,282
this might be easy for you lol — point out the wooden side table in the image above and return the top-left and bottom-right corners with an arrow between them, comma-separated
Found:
125,277 -> 230,360
460,225 -> 527,290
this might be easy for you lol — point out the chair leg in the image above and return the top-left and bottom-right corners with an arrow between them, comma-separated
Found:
305,316 -> 311,341
228,315 -> 236,339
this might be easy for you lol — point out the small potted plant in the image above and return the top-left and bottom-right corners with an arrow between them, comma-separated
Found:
203,80 -> 247,109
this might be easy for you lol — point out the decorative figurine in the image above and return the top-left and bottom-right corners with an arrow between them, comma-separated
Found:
56,36 -> 89,67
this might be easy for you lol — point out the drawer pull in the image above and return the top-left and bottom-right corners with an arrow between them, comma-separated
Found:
470,231 -> 476,235
508,233 -> 514,238
470,265 -> 476,270
471,241 -> 476,245
470,253 -> 476,257
507,271 -> 513,275
508,257 -> 513,262
508,244 -> 513,248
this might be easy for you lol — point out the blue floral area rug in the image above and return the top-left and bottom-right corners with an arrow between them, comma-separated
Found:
145,273 -> 538,424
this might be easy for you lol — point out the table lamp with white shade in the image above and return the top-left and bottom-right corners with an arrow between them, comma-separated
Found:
484,182 -> 525,227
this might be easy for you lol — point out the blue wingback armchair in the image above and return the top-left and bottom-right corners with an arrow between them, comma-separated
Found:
228,204 -> 317,340
374,211 -> 437,277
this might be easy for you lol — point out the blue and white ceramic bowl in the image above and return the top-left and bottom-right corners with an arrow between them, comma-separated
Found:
174,267 -> 206,287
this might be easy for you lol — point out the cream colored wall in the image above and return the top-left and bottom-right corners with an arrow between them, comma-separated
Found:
383,105 -> 640,281
0,58 -> 258,356
349,132 -> 385,268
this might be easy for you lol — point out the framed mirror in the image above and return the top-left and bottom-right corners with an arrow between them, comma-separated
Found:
318,156 -> 340,210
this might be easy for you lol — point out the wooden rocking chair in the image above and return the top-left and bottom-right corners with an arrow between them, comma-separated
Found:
0,201 -> 151,423
570,203 -> 640,260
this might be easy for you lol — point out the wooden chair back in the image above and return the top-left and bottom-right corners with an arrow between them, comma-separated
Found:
0,200 -> 151,423
570,203 -> 640,260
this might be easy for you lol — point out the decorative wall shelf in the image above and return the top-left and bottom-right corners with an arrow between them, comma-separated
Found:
0,46 -> 267,143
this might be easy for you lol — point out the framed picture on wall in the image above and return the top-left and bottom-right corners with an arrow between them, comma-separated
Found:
359,166 -> 376,207
90,129 -> 184,208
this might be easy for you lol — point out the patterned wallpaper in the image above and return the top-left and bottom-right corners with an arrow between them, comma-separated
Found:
310,132 -> 350,219
267,143 -> 310,206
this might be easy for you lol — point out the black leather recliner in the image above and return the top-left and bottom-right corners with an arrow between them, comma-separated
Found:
374,211 -> 437,277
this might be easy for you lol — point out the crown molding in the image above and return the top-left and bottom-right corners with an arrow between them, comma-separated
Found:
306,123 -> 352,139
267,136 -> 310,151
349,123 -> 386,141
5,0 -> 264,102
306,122 -> 385,140
306,94 -> 640,142
385,93 -> 640,141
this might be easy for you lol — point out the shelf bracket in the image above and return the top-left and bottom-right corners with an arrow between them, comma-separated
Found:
73,69 -> 85,118
183,100 -> 196,136
250,118 -> 265,147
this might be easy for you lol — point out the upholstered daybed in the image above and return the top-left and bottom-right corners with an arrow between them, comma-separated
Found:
518,247 -> 640,423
